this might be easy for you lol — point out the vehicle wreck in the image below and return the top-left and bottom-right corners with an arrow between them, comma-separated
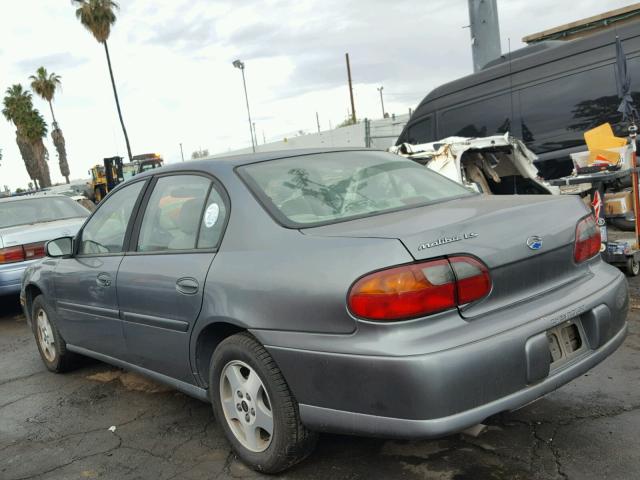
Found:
390,134 -> 556,195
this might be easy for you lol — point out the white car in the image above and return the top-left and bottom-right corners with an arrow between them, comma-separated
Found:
0,195 -> 89,296
390,133 -> 557,195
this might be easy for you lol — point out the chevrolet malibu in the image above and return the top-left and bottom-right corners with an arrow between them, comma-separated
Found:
21,149 -> 628,473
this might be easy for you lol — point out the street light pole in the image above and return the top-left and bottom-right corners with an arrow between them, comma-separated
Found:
233,59 -> 256,153
345,53 -> 356,124
179,143 -> 185,162
377,86 -> 386,118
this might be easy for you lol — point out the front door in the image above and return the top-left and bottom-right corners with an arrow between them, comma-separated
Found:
117,174 -> 228,382
54,180 -> 147,358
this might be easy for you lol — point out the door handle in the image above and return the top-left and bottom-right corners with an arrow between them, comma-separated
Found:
96,273 -> 112,287
176,277 -> 199,295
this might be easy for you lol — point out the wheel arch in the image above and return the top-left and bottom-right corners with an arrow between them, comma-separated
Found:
24,282 -> 44,326
192,320 -> 246,388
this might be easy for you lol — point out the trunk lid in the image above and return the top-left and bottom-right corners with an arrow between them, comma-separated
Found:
0,217 -> 85,249
302,194 -> 591,319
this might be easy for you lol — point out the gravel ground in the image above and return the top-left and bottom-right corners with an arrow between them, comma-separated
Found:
1,276 -> 639,480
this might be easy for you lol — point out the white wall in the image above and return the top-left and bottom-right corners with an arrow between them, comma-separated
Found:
207,113 -> 409,158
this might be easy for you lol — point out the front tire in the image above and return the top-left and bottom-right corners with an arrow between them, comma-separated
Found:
32,295 -> 75,372
210,332 -> 317,473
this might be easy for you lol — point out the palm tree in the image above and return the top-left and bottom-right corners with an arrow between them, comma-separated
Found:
19,108 -> 52,189
73,0 -> 133,161
29,67 -> 61,124
30,67 -> 70,183
2,85 -> 52,188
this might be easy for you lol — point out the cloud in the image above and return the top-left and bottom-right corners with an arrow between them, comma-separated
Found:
15,53 -> 89,74
1,0 -> 634,190
143,17 -> 218,51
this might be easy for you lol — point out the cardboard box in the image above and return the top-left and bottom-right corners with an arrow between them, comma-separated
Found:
605,191 -> 634,216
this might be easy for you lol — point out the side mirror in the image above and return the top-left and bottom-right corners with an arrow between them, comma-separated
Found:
46,236 -> 73,258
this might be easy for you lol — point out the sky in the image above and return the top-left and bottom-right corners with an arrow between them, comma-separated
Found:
0,0 -> 634,190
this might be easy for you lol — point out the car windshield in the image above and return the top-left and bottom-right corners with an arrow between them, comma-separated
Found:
0,197 -> 89,229
239,151 -> 473,227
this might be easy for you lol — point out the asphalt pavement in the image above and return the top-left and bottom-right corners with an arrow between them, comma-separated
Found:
2,277 -> 640,480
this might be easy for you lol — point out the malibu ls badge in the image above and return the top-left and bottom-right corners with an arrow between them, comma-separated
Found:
526,236 -> 543,250
418,232 -> 478,251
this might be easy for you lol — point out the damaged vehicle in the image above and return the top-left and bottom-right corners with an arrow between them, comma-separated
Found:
21,149 -> 627,473
390,134 -> 557,195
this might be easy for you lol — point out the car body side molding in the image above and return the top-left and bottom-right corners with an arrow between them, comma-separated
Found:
66,344 -> 209,402
57,301 -> 120,319
122,311 -> 190,332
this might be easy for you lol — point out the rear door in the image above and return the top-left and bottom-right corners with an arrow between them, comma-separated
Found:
117,173 -> 229,382
53,180 -> 147,358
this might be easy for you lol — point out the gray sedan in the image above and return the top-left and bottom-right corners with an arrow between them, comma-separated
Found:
20,149 -> 628,473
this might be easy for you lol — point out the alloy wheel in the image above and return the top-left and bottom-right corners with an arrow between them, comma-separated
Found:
36,308 -> 56,363
219,360 -> 274,452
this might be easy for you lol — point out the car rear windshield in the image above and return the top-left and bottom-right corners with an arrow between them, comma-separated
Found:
0,197 -> 89,229
239,151 -> 473,227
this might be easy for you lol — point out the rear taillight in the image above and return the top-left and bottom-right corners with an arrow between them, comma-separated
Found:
23,242 -> 46,260
0,242 -> 46,265
449,256 -> 492,305
348,256 -> 491,321
0,246 -> 25,264
574,215 -> 601,263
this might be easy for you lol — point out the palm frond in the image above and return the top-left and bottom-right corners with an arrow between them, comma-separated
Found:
29,66 -> 62,102
74,0 -> 119,43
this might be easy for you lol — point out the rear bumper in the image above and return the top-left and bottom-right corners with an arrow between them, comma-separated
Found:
297,323 -> 627,438
260,261 -> 628,439
0,260 -> 36,296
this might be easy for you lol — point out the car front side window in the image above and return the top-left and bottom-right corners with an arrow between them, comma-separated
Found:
79,181 -> 145,255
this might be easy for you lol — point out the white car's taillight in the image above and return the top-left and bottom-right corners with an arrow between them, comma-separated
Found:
574,215 -> 601,263
0,242 -> 46,264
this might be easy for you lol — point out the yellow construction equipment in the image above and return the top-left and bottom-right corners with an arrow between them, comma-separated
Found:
88,154 -> 164,203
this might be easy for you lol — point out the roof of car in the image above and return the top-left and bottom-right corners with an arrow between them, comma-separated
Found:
130,147 -> 377,180
0,194 -> 70,203
201,147 -> 373,166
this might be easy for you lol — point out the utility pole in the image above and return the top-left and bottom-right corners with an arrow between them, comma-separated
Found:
316,112 -> 321,132
262,130 -> 266,144
377,86 -> 386,118
467,0 -> 501,72
345,53 -> 356,124
179,143 -> 185,162
232,59 -> 256,153
252,122 -> 258,150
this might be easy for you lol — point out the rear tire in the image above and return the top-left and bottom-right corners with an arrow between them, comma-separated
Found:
94,185 -> 106,203
626,257 -> 640,276
210,332 -> 317,473
32,295 -> 75,373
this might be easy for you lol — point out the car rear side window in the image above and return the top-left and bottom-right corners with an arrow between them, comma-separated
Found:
136,175 -> 212,252
79,181 -> 145,255
197,186 -> 228,249
238,151 -> 472,227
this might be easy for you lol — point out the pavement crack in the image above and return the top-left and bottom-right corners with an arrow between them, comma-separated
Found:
10,437 -> 122,480
0,388 -> 64,410
0,371 -> 45,387
532,422 -> 568,480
